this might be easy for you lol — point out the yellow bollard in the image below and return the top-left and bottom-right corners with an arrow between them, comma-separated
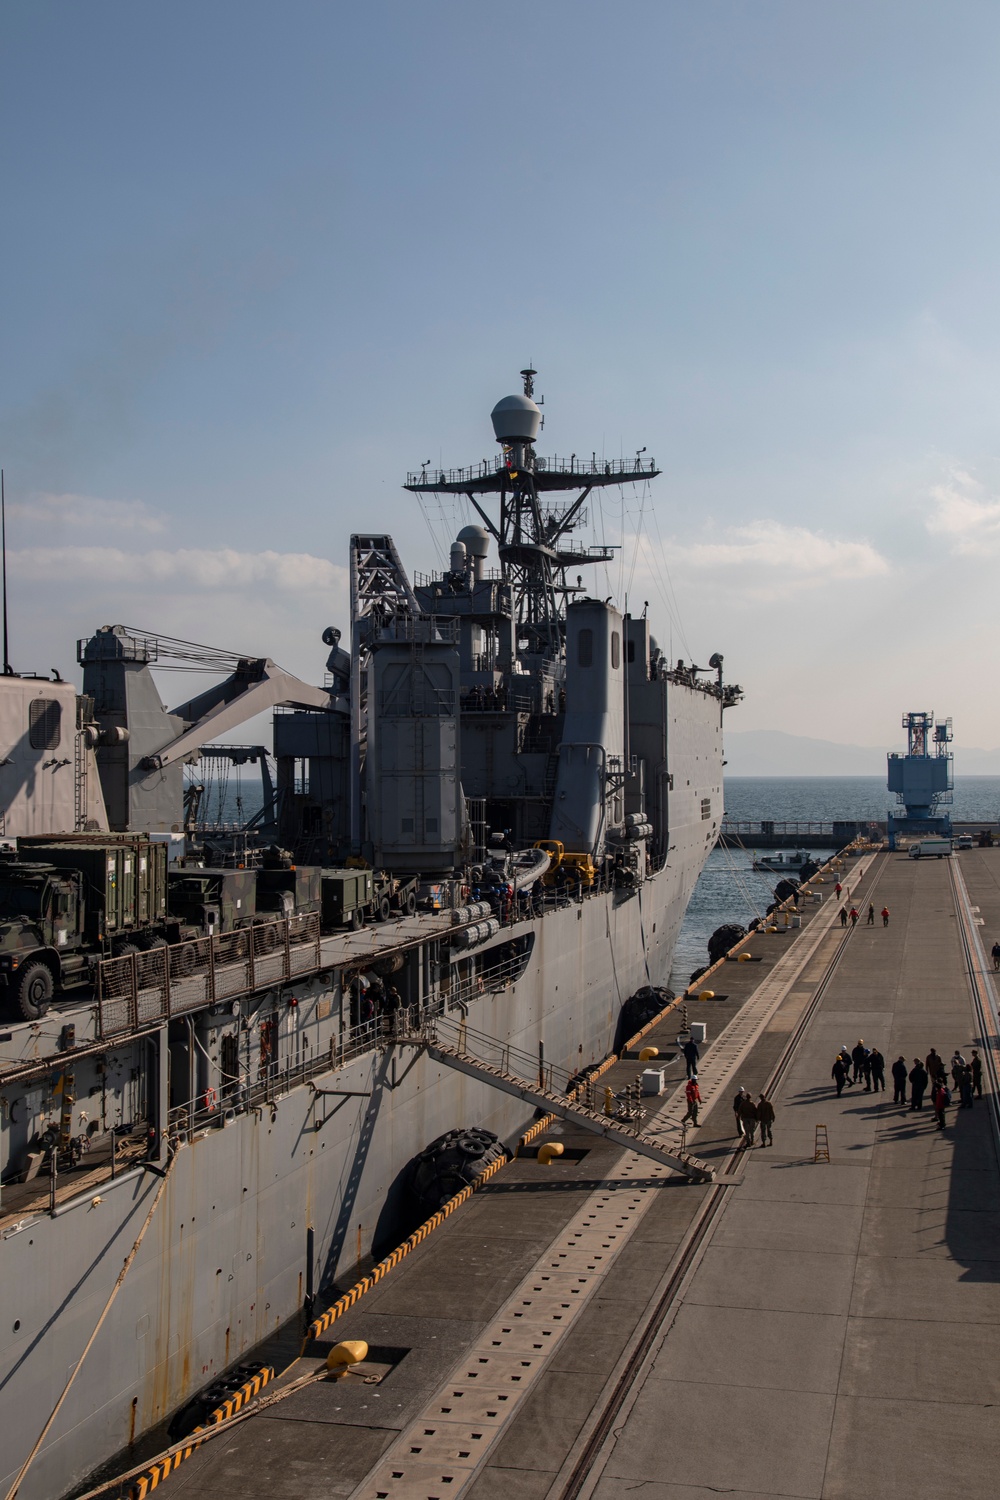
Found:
537,1141 -> 565,1165
639,1046 -> 659,1061
326,1340 -> 368,1373
604,1086 -> 614,1116
698,990 -> 715,1001
738,952 -> 753,962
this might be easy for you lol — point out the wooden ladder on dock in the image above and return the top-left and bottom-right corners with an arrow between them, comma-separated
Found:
814,1124 -> 830,1163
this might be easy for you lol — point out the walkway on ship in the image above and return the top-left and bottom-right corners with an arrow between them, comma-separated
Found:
147,848 -> 1000,1500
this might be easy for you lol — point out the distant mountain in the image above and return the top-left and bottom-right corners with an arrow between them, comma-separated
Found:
723,730 -> 1000,777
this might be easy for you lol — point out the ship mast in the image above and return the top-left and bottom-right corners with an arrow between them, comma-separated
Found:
404,371 -> 660,668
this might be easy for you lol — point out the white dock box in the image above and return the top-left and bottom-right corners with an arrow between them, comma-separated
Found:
689,1021 -> 707,1044
641,1067 -> 666,1096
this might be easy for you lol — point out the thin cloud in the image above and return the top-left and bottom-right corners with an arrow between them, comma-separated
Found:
667,519 -> 889,582
926,472 -> 1000,556
9,492 -> 166,534
12,546 -> 345,593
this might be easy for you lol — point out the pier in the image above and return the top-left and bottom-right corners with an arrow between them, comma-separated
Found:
101,842 -> 1000,1500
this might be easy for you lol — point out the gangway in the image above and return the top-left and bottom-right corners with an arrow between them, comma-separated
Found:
396,1018 -> 714,1183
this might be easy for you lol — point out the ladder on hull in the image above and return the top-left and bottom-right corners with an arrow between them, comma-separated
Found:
399,1032 -> 714,1183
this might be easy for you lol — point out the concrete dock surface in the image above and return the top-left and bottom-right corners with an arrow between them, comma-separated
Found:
157,848 -> 1000,1500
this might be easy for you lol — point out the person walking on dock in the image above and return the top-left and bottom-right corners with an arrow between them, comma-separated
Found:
972,1049 -> 983,1098
833,1055 -> 849,1096
739,1092 -> 759,1144
849,907 -> 859,927
932,1078 -> 949,1131
958,1065 -> 975,1110
992,941 -> 1000,972
881,906 -> 890,927
867,902 -> 875,925
838,1046 -> 855,1084
951,1051 -> 967,1093
835,881 -> 843,901
909,1058 -> 929,1111
757,1094 -> 775,1146
869,1047 -> 886,1092
839,906 -> 848,928
733,1086 -> 749,1138
851,1039 -> 867,1084
682,1036 -> 700,1079
926,1048 -> 944,1088
682,1075 -> 702,1126
891,1055 -> 908,1104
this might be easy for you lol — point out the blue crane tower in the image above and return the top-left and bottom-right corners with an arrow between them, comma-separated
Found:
886,711 -> 953,849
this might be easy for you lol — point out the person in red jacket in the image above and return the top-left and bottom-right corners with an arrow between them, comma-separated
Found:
682,1075 -> 702,1127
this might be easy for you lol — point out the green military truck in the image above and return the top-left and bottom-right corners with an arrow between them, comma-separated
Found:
0,834 -> 169,1020
320,869 -> 419,930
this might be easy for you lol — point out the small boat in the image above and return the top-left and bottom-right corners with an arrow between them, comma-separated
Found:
752,849 -> 812,875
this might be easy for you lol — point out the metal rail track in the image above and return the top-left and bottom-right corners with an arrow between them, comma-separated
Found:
554,853 -> 890,1500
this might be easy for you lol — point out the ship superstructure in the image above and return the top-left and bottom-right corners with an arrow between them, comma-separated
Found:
0,375 -> 739,1500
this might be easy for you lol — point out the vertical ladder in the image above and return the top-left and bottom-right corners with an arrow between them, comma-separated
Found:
814,1124 -> 830,1163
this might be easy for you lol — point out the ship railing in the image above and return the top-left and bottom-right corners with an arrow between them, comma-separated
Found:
165,1006 -> 427,1145
416,1011 -> 578,1097
405,455 -> 659,487
96,912 -> 323,1038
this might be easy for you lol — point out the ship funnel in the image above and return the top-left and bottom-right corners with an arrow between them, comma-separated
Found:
491,392 -> 542,444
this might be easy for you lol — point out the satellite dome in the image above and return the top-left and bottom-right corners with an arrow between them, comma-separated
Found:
491,393 -> 542,444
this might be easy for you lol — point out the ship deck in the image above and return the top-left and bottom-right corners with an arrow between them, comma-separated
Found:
92,846 -> 1000,1500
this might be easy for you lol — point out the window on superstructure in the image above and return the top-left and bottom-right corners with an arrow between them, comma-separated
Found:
701,797 -> 712,820
294,758 -> 310,796
627,639 -> 635,663
578,629 -> 593,667
611,632 -> 620,670
29,698 -> 61,750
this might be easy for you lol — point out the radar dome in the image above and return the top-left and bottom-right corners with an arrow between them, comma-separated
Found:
456,524 -> 489,558
491,393 -> 542,444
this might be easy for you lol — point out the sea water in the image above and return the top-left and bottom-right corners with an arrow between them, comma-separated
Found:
669,776 -> 1000,992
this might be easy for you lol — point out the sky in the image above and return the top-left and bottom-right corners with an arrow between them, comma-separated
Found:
3,1 -> 1000,760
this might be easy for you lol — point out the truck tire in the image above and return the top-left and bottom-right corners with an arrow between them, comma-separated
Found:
350,907 -> 365,931
404,890 -> 417,916
377,896 -> 391,922
16,961 -> 54,1021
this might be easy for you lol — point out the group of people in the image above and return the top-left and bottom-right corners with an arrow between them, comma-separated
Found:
678,1035 -> 777,1146
731,1086 -> 776,1146
892,1047 -> 983,1128
839,901 -> 889,928
831,1039 -> 885,1094
831,1037 -> 984,1129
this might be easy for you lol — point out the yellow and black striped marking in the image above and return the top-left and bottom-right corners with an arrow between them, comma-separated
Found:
127,1366 -> 274,1497
307,1151 -> 509,1341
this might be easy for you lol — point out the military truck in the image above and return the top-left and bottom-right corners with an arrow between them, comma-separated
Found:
320,869 -> 419,929
0,834 -> 169,1019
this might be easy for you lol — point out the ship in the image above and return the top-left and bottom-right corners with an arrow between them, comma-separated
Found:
0,371 -> 740,1500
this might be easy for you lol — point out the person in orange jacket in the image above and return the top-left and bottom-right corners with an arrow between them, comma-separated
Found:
682,1075 -> 702,1127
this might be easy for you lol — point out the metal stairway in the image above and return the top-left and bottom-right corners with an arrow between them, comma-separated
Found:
397,1022 -> 714,1183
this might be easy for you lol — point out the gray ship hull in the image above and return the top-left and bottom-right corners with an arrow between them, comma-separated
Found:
0,685 -> 721,1500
